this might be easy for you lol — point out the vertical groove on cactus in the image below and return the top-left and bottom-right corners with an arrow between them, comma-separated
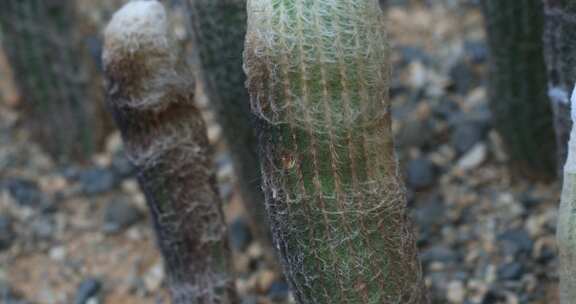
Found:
103,2 -> 237,303
183,0 -> 273,250
244,1 -> 428,303
0,0 -> 107,163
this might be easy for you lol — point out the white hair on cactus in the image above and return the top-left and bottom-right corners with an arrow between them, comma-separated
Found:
565,83 -> 576,173
103,0 -> 169,62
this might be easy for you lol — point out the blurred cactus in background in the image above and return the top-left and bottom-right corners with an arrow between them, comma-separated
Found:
0,0 -> 111,164
480,0 -> 557,181
244,0 -> 428,302
103,1 -> 238,303
543,0 -> 576,172
183,0 -> 273,250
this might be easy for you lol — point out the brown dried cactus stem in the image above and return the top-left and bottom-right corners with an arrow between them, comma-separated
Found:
244,1 -> 428,303
103,2 -> 237,303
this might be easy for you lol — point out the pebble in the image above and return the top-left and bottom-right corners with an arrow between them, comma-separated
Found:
397,118 -> 434,149
498,229 -> 533,258
1,178 -> 48,208
447,281 -> 466,303
421,246 -> 459,265
0,215 -> 14,251
267,281 -> 290,302
229,217 -> 253,252
497,262 -> 524,281
144,262 -> 165,292
74,278 -> 101,304
451,122 -> 485,155
406,157 -> 436,189
102,199 -> 142,234
456,143 -> 487,170
77,168 -> 117,195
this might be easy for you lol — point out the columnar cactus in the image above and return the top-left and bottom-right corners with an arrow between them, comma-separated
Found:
0,0 -> 108,163
103,2 -> 237,303
184,0 -> 272,250
244,1 -> 428,303
481,0 -> 557,180
558,85 -> 576,303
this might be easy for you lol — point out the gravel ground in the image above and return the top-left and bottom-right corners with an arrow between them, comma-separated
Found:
0,1 -> 561,303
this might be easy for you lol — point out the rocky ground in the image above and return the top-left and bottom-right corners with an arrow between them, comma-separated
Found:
0,1 -> 561,303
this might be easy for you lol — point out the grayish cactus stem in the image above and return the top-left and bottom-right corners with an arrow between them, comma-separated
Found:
103,2 -> 238,303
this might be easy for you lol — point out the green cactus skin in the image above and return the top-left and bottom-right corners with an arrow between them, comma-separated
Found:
184,0 -> 273,253
103,2 -> 238,303
244,1 -> 428,303
481,0 -> 557,181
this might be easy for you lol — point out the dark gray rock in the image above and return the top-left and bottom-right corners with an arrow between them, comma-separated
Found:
103,199 -> 142,234
78,168 -> 117,195
397,119 -> 435,149
421,246 -> 459,265
497,262 -> 524,281
406,158 -> 436,189
110,152 -> 135,179
229,217 -> 253,252
451,122 -> 485,154
31,216 -> 55,240
74,278 -> 101,304
498,229 -> 533,257
267,281 -> 290,302
1,178 -> 48,208
464,40 -> 488,64
0,215 -> 14,251
449,60 -> 477,94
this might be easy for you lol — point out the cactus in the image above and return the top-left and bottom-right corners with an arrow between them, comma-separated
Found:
558,84 -> 576,303
244,1 -> 428,303
184,0 -> 272,251
0,0 -> 108,163
480,0 -> 557,180
103,2 -> 237,303
543,0 -> 576,172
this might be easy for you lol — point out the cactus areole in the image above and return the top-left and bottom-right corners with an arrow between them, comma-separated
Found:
244,0 -> 428,303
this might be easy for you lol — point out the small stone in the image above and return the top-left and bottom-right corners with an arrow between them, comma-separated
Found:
397,119 -> 434,149
0,215 -> 14,251
267,281 -> 290,302
109,151 -> 134,179
406,158 -> 435,189
31,216 -> 55,240
77,168 -> 116,195
498,229 -> 533,257
229,217 -> 253,252
74,278 -> 101,304
144,262 -> 165,292
421,246 -> 459,265
464,40 -> 488,64
497,262 -> 524,281
447,281 -> 465,303
449,59 -> 477,94
451,122 -> 485,155
414,194 -> 445,243
457,143 -> 487,170
103,199 -> 142,234
49,246 -> 67,261
1,178 -> 48,208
